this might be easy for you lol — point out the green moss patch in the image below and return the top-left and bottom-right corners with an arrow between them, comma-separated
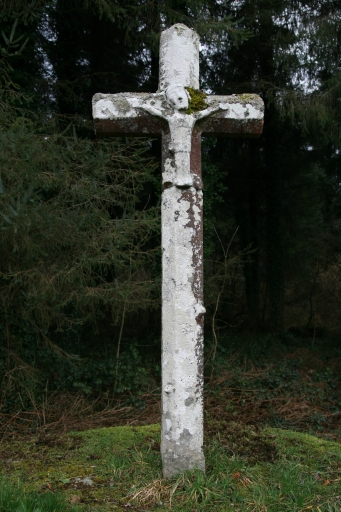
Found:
266,427 -> 341,463
185,87 -> 207,114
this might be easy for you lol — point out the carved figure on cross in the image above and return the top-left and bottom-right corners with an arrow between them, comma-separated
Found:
141,84 -> 228,188
92,23 -> 264,478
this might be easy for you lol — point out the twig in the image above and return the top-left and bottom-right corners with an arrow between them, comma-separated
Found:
114,302 -> 127,391
210,227 -> 239,380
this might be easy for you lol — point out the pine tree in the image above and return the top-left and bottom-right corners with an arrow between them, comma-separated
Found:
201,0 -> 334,332
0,7 -> 160,408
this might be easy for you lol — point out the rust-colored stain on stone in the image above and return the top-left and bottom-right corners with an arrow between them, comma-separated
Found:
94,116 -> 166,137
198,115 -> 264,137
190,128 -> 203,190
94,112 -> 264,138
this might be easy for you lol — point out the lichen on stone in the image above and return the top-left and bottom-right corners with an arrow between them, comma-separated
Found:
185,87 -> 207,114
236,93 -> 259,102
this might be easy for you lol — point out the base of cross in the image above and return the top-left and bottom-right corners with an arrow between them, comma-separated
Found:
162,451 -> 205,478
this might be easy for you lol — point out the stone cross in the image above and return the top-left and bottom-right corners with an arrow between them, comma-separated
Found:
92,23 -> 264,478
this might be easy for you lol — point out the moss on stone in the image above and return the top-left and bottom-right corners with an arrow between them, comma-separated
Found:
235,93 -> 259,102
185,87 -> 207,114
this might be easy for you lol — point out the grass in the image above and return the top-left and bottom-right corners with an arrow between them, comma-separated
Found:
0,477 -> 78,512
1,423 -> 341,511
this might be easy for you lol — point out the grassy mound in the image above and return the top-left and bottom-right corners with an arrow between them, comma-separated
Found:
1,423 -> 341,511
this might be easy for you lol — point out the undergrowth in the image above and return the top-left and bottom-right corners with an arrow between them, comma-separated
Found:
0,334 -> 340,441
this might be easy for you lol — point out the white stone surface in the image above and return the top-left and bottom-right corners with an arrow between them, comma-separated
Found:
161,185 -> 205,476
206,96 -> 264,120
92,92 -> 165,120
159,24 -> 199,91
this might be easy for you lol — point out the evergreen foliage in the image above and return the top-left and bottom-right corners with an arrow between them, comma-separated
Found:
0,0 -> 340,409
201,0 -> 340,332
0,9 -> 160,409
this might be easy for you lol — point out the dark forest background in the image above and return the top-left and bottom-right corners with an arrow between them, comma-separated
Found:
0,0 -> 340,414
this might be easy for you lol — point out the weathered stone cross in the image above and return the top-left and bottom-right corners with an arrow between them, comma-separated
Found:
92,23 -> 264,478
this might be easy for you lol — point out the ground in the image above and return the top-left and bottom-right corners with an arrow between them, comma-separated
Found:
1,421 -> 341,511
0,336 -> 341,511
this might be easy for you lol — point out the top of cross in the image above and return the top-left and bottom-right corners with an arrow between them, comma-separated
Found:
92,24 -> 264,139
158,24 -> 199,91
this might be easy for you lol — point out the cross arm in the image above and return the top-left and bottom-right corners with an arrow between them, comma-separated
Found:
197,94 -> 264,138
92,92 -> 168,137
